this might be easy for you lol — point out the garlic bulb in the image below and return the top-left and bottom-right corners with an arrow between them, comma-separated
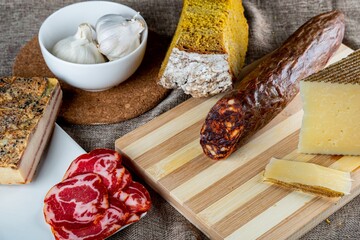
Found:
52,23 -> 106,64
95,14 -> 145,61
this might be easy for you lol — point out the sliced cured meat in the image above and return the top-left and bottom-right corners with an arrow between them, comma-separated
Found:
44,173 -> 108,229
108,166 -> 126,194
111,169 -> 133,203
108,197 -> 130,225
52,198 -> 129,240
123,182 -> 151,213
44,149 -> 152,239
118,168 -> 132,191
64,149 -> 121,178
125,213 -> 141,225
63,149 -> 123,193
113,189 -> 129,203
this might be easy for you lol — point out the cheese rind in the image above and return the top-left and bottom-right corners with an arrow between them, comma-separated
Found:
159,48 -> 232,97
263,158 -> 352,198
298,50 -> 360,155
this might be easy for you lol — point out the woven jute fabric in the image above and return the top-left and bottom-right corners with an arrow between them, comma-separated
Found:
1,1 -> 360,239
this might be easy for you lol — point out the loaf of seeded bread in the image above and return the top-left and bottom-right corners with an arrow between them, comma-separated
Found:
0,77 -> 62,184
158,0 -> 249,98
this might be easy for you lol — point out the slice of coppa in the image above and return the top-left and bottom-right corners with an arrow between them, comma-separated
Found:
43,173 -> 109,229
0,77 -> 62,184
43,149 -> 152,239
263,158 -> 352,198
158,0 -> 248,98
200,10 -> 345,160
298,50 -> 360,155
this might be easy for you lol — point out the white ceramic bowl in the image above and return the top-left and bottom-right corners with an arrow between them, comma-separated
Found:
39,1 -> 148,91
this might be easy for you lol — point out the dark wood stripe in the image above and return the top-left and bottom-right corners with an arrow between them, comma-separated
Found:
214,153 -> 342,237
115,96 -> 207,148
135,120 -> 204,168
140,100 -> 303,186
258,197 -> 325,240
215,186 -> 293,238
185,130 -> 300,214
159,154 -> 216,191
258,155 -> 355,239
309,154 -> 342,165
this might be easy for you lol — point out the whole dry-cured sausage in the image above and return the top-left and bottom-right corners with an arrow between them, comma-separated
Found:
43,173 -> 108,229
200,10 -> 345,160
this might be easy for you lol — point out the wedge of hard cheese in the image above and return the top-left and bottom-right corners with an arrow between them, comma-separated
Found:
0,77 -> 62,184
298,50 -> 360,155
263,158 -> 352,198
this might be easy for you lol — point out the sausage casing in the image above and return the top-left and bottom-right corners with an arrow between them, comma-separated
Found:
200,10 -> 345,160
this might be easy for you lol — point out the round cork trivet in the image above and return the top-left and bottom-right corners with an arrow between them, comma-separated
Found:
13,31 -> 170,125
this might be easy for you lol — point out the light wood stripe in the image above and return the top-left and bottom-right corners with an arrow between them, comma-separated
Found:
224,156 -> 358,240
330,156 -> 360,172
198,173 -> 268,227
120,94 -> 223,159
146,139 -> 202,181
283,151 -> 315,162
225,192 -> 314,240
159,154 -> 214,191
257,157 -> 360,240
186,131 -> 300,214
115,97 -> 206,144
209,154 -> 341,237
196,150 -> 332,228
220,186 -> 295,238
308,154 -> 342,166
136,121 -> 203,168
171,110 -> 303,204
258,197 -> 326,240
197,148 -> 302,227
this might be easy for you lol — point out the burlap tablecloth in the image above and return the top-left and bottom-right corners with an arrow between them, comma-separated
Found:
1,1 -> 360,239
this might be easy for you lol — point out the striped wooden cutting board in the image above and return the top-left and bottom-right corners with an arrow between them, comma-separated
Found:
115,44 -> 360,240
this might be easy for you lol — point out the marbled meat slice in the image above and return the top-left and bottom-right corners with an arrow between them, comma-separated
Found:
118,168 -> 132,191
108,166 -> 126,194
123,182 -> 151,214
108,197 -> 130,225
52,197 -> 129,240
112,169 -> 133,202
126,213 -> 141,225
44,173 -> 108,229
63,149 -> 123,193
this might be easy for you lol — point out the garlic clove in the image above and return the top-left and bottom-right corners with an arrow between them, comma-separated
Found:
95,14 -> 145,61
129,17 -> 145,35
99,32 -> 141,61
52,23 -> 106,64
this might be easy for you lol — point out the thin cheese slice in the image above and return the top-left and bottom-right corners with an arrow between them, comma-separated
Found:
263,158 -> 352,198
298,50 -> 360,155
